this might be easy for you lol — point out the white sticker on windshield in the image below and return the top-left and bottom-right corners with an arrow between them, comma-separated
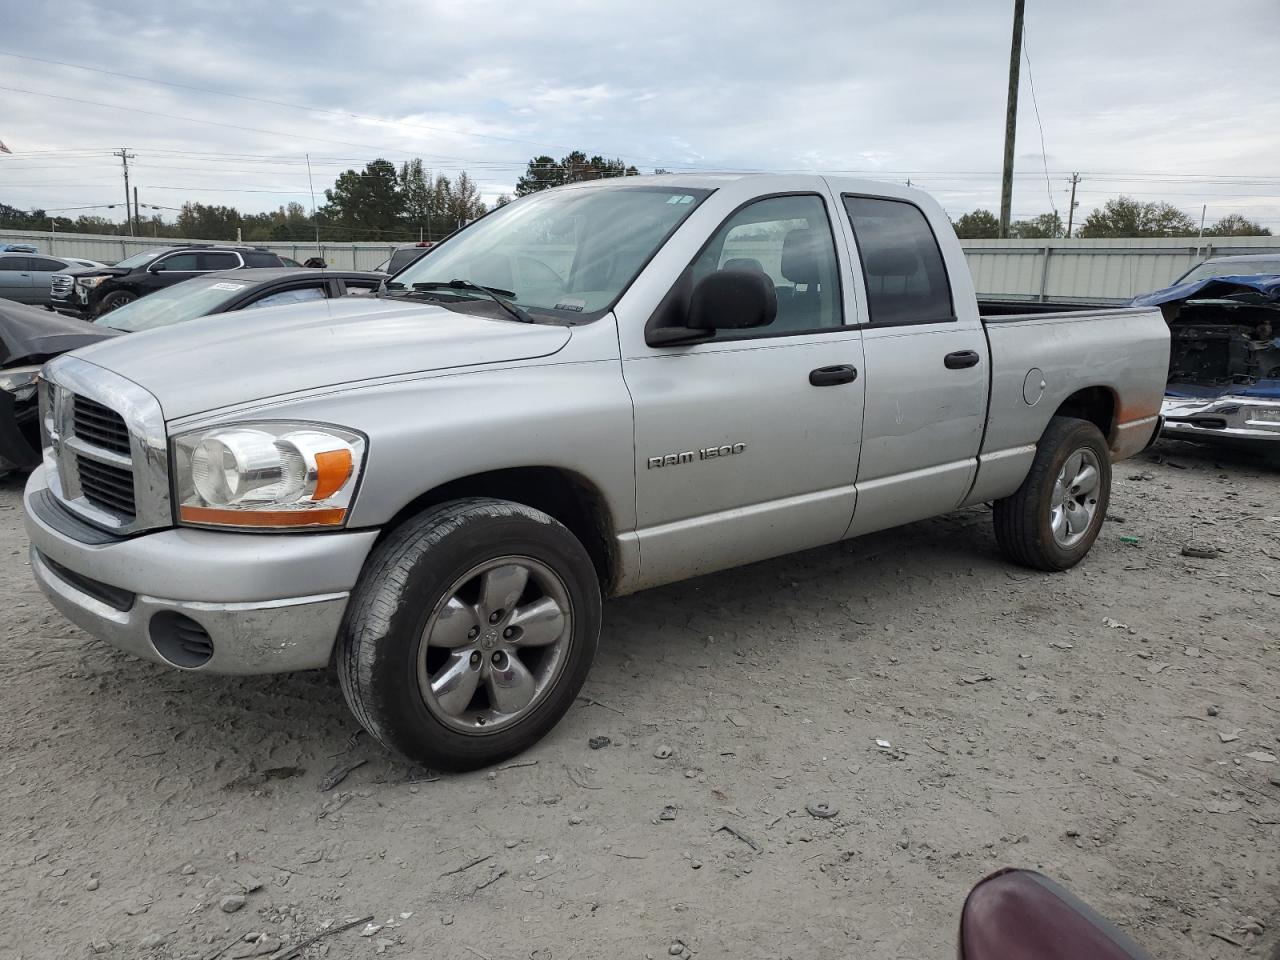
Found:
666,195 -> 695,204
211,282 -> 248,291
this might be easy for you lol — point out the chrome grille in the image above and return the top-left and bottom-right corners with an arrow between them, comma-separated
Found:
75,454 -> 136,518
51,274 -> 74,297
43,355 -> 170,535
73,396 -> 132,455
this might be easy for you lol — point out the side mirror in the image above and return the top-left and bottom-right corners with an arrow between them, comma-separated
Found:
646,269 -> 777,347
960,869 -> 1152,960
149,262 -> 165,273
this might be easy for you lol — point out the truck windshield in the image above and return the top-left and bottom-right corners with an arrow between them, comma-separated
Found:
390,185 -> 711,317
110,250 -> 162,270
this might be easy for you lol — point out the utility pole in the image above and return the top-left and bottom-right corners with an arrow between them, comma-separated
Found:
1065,172 -> 1080,238
133,186 -> 139,235
114,147 -> 136,237
999,0 -> 1025,239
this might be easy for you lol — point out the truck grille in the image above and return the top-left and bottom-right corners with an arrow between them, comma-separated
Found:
73,396 -> 132,455
75,455 -> 137,518
51,274 -> 74,298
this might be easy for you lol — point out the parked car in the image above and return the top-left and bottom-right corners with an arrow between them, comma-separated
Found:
23,175 -> 1169,770
1,269 -> 382,474
0,253 -> 107,306
373,241 -> 434,275
1133,275 -> 1280,449
53,245 -> 286,317
1171,253 -> 1280,286
0,299 -> 120,474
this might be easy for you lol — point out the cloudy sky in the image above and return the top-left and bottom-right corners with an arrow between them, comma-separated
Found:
3,0 -> 1279,230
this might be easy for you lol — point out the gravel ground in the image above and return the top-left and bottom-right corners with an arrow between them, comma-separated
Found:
1,438 -> 1277,960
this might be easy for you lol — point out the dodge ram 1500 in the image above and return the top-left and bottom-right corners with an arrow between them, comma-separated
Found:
23,174 -> 1170,769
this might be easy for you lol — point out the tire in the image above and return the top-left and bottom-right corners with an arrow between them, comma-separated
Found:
337,497 -> 602,771
993,416 -> 1111,571
96,290 -> 136,316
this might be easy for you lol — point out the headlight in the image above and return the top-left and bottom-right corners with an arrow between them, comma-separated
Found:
173,422 -> 366,529
0,365 -> 40,403
76,276 -> 109,288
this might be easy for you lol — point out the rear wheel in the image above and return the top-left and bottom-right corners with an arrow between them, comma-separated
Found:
96,290 -> 136,315
337,498 -> 601,771
993,416 -> 1111,571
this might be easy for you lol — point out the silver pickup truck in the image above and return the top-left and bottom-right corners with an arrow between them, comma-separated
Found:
23,175 -> 1170,769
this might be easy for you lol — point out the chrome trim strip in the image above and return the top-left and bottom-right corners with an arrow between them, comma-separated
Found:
42,355 -> 171,534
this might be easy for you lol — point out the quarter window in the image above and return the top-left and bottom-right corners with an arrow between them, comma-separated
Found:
690,194 -> 843,338
29,257 -> 67,271
843,196 -> 954,325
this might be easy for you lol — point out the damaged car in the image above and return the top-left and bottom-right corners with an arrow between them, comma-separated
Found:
1134,275 -> 1280,448
0,299 -> 119,475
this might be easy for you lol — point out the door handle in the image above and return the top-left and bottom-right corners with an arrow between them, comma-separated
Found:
809,364 -> 858,386
944,350 -> 981,369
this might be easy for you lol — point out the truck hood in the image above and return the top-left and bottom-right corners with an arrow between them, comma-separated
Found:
1,298 -> 121,366
68,296 -> 572,419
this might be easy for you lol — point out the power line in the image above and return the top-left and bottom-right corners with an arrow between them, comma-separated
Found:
1020,24 -> 1056,217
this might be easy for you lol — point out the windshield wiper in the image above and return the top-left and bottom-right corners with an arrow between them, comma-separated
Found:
410,279 -> 532,323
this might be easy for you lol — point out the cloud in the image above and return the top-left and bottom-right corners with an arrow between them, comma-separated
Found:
2,0 -> 1279,227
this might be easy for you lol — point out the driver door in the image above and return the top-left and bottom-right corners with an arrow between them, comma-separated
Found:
620,191 -> 865,590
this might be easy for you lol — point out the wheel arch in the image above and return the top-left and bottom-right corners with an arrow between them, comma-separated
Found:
1050,386 -> 1117,445
375,466 -> 619,593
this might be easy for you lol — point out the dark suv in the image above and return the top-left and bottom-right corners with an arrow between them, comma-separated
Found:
53,245 -> 285,317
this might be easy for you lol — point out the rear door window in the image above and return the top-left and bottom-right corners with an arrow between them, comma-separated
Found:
842,196 -> 954,326
242,251 -> 283,267
0,255 -> 30,270
199,252 -> 242,271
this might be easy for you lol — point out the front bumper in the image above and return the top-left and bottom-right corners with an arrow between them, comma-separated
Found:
23,467 -> 379,674
1161,395 -> 1280,445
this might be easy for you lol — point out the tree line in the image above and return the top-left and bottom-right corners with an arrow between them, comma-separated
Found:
6,157 -> 1271,241
953,199 -> 1271,239
0,149 -> 641,243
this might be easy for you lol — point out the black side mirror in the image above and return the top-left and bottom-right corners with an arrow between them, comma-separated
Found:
149,262 -> 165,273
646,269 -> 777,346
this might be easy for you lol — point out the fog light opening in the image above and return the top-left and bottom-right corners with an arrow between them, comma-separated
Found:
150,612 -> 214,668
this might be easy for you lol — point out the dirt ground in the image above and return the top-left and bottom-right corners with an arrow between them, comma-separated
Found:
1,438 -> 1277,960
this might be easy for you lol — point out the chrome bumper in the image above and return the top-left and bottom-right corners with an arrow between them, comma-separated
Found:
1161,395 -> 1280,445
23,466 -> 379,674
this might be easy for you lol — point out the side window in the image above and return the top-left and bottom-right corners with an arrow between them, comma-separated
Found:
689,194 -> 843,337
199,252 -> 241,271
342,280 -> 381,297
29,257 -> 67,271
241,251 -> 282,267
156,253 -> 201,272
842,196 -> 954,326
0,256 -> 30,270
245,286 -> 326,310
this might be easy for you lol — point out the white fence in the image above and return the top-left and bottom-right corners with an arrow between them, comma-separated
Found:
5,228 -> 1280,303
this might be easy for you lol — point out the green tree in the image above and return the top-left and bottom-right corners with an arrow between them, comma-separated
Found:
320,158 -> 404,239
1204,213 -> 1271,237
1009,211 -> 1065,239
493,194 -> 512,209
445,171 -> 487,229
514,151 -> 640,195
1078,197 -> 1196,238
952,209 -> 1000,239
177,203 -> 243,239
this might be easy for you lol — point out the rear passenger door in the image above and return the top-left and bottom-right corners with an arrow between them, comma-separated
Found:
0,255 -> 34,301
836,193 -> 990,538
27,257 -> 70,305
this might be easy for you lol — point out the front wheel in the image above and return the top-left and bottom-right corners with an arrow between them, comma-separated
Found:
993,416 -> 1112,571
95,290 -> 136,316
337,498 -> 601,771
